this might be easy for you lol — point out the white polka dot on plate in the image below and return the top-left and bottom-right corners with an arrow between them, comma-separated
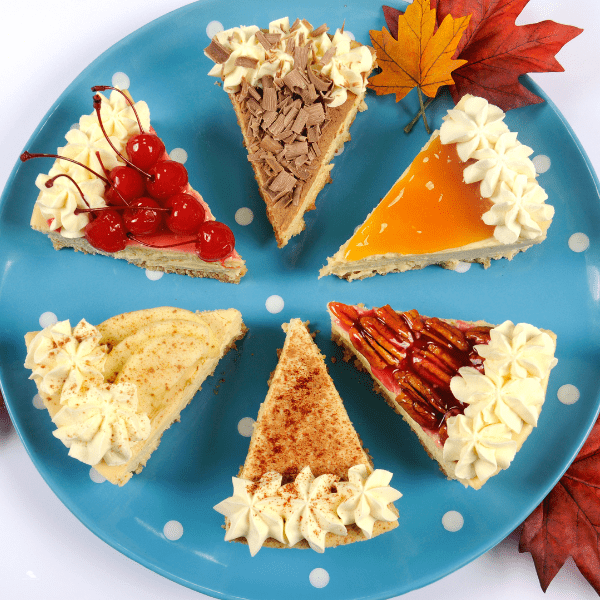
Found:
206,20 -> 224,39
89,468 -> 106,484
532,155 -> 551,174
235,207 -> 254,226
345,31 -> 355,41
146,270 -> 164,281
266,295 -> 284,314
568,233 -> 589,253
454,261 -> 471,273
442,510 -> 464,532
309,568 -> 329,588
32,394 -> 45,410
112,72 -> 130,90
164,520 -> 184,541
557,384 -> 580,405
334,145 -> 344,156
70,123 -> 80,131
39,312 -> 58,328
237,417 -> 255,437
169,148 -> 188,164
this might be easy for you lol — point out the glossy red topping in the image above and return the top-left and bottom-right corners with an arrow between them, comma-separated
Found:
196,221 -> 235,262
165,193 -> 206,235
84,210 -> 128,253
329,302 -> 492,443
123,198 -> 164,235
146,160 -> 188,200
126,133 -> 165,171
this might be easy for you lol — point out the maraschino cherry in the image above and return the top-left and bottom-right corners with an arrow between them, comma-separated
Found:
84,210 -> 128,252
124,198 -> 164,235
196,221 -> 235,262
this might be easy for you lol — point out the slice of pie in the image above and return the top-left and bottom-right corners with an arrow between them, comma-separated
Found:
327,302 -> 557,489
205,17 -> 376,247
24,306 -> 246,485
25,88 -> 246,283
320,95 -> 555,280
214,318 -> 401,555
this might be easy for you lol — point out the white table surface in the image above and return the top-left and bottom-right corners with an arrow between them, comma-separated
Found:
1,1 -> 598,598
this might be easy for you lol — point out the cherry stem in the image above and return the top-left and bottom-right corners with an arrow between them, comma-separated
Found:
92,94 -> 152,180
127,233 -> 196,248
404,91 -> 435,134
91,86 -> 146,135
20,151 -> 110,185
95,150 -> 112,180
46,173 -> 91,209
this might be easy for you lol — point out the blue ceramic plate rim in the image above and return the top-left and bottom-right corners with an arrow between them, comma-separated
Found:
1,1 -> 599,598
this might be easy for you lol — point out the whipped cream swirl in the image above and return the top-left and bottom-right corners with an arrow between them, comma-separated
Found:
336,465 -> 402,538
213,471 -> 286,556
443,412 -> 518,482
279,467 -> 346,552
206,17 -> 374,108
24,319 -> 107,403
52,382 -> 151,467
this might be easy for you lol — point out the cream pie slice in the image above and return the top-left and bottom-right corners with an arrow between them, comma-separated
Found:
320,95 -> 554,280
205,17 -> 375,247
328,302 -> 557,489
214,318 -> 401,555
24,306 -> 246,486
26,89 -> 246,283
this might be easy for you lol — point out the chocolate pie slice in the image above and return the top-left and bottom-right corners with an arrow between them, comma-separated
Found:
320,95 -> 554,280
24,306 -> 246,485
214,318 -> 401,555
328,302 -> 557,489
205,17 -> 376,247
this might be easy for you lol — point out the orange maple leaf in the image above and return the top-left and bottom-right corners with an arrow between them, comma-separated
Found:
368,0 -> 471,102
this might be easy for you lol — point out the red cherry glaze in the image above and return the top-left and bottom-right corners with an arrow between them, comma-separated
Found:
195,221 -> 235,262
126,133 -> 166,171
165,193 -> 206,235
105,166 -> 146,206
84,210 -> 128,252
146,160 -> 188,200
124,198 -> 163,235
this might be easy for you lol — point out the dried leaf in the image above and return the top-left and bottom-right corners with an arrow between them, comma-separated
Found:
382,1 -> 583,110
368,0 -> 470,101
519,415 -> 600,594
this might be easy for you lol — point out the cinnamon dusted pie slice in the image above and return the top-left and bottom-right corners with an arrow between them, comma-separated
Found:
320,95 -> 554,280
328,302 -> 557,489
205,17 -> 375,247
28,89 -> 246,283
214,318 -> 401,555
24,306 -> 246,485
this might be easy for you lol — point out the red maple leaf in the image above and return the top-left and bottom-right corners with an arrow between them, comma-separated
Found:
382,0 -> 583,110
519,414 -> 600,593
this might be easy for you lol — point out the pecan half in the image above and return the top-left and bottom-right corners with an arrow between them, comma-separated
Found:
348,327 -> 387,370
359,316 -> 406,362
329,302 -> 359,327
465,326 -> 493,345
424,317 -> 469,351
374,305 -> 413,341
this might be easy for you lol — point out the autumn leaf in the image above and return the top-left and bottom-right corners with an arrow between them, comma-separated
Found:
383,0 -> 583,111
519,414 -> 600,594
368,0 -> 470,102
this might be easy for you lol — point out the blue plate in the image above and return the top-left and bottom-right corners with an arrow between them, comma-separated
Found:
1,1 -> 599,598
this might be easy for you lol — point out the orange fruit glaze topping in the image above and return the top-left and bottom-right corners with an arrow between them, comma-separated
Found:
343,135 -> 495,261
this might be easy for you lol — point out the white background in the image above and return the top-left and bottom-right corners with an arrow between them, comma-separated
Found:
1,0 -> 599,598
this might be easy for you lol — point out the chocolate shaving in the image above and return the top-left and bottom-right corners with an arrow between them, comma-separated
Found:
293,46 -> 310,71
247,85 -> 262,102
269,113 -> 287,135
266,156 -> 283,174
269,170 -> 297,194
290,18 -> 302,32
283,68 -> 307,91
311,142 -> 321,157
239,77 -> 250,101
264,33 -> 282,45
300,83 -> 318,105
311,24 -> 329,37
285,141 -> 309,159
291,108 -> 309,134
260,135 -> 283,154
261,111 -> 278,130
307,125 -> 319,143
305,103 -> 325,126
262,87 -> 277,111
246,97 -> 264,116
204,38 -> 231,64
235,56 -> 259,69
307,65 -> 332,92
285,37 -> 295,55
301,19 -> 313,31
292,184 -> 303,205
255,30 -> 272,51
318,47 -> 336,66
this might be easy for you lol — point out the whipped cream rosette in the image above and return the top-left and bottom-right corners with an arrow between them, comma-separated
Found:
24,318 -> 108,403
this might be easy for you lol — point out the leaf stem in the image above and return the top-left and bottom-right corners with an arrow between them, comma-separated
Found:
404,92 -> 435,134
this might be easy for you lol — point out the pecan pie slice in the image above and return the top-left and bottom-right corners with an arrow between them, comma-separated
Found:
328,302 -> 557,489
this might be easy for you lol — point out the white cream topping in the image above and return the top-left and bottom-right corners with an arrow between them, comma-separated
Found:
36,89 -> 150,237
336,465 -> 402,538
443,412 -> 518,482
439,94 -> 552,243
481,175 -> 555,244
440,95 -> 510,162
213,472 -> 286,556
451,366 -> 546,434
52,382 -> 151,467
24,319 -> 107,403
444,320 -> 557,486
79,90 -> 150,151
475,321 -> 558,380
35,171 -> 106,238
206,17 -> 374,108
215,464 -> 401,555
279,467 -> 346,552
